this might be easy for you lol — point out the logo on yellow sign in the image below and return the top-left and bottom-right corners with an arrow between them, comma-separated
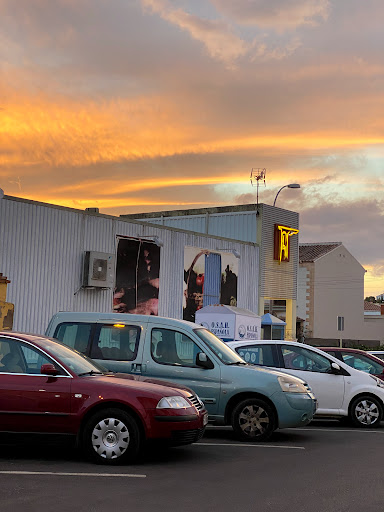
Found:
274,224 -> 299,263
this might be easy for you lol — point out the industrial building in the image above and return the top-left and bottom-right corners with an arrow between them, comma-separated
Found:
1,197 -> 300,338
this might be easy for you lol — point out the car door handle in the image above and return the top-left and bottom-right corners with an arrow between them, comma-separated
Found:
131,363 -> 142,372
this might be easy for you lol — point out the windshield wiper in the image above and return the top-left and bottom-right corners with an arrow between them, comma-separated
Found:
78,370 -> 104,376
227,361 -> 249,366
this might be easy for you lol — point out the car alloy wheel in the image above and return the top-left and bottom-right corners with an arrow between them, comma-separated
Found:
349,396 -> 383,428
83,408 -> 141,464
231,398 -> 275,441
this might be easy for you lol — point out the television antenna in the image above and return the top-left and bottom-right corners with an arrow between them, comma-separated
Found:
250,168 -> 266,209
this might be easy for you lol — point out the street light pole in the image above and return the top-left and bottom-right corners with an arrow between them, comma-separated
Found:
273,183 -> 300,207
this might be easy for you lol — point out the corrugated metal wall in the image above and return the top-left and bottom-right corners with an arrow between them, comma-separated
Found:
135,211 -> 259,242
0,197 -> 259,334
260,204 -> 299,299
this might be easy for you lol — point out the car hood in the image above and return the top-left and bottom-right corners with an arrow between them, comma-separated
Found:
94,372 -> 196,396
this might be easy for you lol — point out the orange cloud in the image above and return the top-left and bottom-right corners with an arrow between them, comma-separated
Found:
17,193 -> 213,210
2,89 -> 383,173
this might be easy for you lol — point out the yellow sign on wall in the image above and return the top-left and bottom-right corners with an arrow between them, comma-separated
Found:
274,224 -> 299,264
0,301 -> 14,330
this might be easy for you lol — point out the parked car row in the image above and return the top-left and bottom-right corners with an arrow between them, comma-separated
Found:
2,312 -> 383,465
227,339 -> 384,428
45,312 -> 317,443
1,312 -> 318,464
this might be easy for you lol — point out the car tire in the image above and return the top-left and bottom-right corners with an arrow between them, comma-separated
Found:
349,395 -> 383,428
82,408 -> 142,465
231,398 -> 276,442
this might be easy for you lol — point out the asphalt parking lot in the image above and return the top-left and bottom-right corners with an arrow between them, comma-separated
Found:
1,420 -> 383,512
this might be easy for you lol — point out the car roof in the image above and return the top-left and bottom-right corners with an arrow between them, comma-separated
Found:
322,347 -> 384,362
49,311 -> 201,329
0,331 -> 51,343
321,347 -> 368,353
225,339 -> 358,369
227,339 -> 307,348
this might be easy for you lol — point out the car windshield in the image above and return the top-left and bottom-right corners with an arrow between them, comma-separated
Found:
194,329 -> 246,365
38,338 -> 108,376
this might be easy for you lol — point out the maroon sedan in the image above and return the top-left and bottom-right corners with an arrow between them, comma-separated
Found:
0,332 -> 207,464
321,347 -> 384,381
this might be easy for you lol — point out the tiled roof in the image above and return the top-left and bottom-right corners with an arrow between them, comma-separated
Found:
364,301 -> 381,311
299,242 -> 342,262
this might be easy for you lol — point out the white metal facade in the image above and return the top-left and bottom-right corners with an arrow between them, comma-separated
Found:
0,196 -> 259,335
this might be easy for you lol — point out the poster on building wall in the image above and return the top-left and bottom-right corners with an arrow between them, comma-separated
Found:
219,252 -> 238,306
183,247 -> 238,322
113,237 -> 160,315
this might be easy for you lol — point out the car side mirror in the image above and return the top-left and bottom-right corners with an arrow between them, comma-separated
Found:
41,363 -> 59,376
196,352 -> 214,369
331,362 -> 341,373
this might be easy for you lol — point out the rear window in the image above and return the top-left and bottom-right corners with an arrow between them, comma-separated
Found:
235,344 -> 275,366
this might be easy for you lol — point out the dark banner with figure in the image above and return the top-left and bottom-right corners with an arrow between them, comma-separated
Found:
114,237 -> 160,315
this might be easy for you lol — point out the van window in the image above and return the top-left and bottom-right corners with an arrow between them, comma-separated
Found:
151,328 -> 201,367
54,323 -> 93,353
91,324 -> 140,361
194,328 -> 244,365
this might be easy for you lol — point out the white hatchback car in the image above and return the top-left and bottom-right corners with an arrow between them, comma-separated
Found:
227,339 -> 384,428
368,351 -> 384,361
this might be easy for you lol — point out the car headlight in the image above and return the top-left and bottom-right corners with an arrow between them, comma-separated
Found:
369,375 -> 384,388
278,375 -> 309,393
156,396 -> 191,409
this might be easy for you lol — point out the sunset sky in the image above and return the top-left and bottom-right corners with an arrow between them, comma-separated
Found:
1,0 -> 384,296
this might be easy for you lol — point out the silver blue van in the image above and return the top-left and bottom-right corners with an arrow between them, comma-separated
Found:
46,312 -> 317,441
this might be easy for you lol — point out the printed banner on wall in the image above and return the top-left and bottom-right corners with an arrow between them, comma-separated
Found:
113,237 -> 160,315
183,247 -> 238,322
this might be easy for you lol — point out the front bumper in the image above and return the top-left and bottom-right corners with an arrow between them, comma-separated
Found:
271,391 -> 317,429
147,407 -> 208,445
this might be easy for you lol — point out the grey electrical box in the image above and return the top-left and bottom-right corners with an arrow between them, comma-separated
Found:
83,251 -> 115,288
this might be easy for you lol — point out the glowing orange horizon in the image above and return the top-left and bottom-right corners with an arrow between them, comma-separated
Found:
18,194 -> 215,210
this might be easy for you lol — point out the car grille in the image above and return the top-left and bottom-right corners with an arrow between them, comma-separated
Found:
171,427 -> 205,446
304,383 -> 313,393
188,394 -> 203,410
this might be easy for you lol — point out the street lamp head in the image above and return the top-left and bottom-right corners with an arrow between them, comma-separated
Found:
273,183 -> 301,207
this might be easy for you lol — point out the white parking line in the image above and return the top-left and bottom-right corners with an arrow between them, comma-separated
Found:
197,442 -> 305,450
288,428 -> 384,433
0,471 -> 146,478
